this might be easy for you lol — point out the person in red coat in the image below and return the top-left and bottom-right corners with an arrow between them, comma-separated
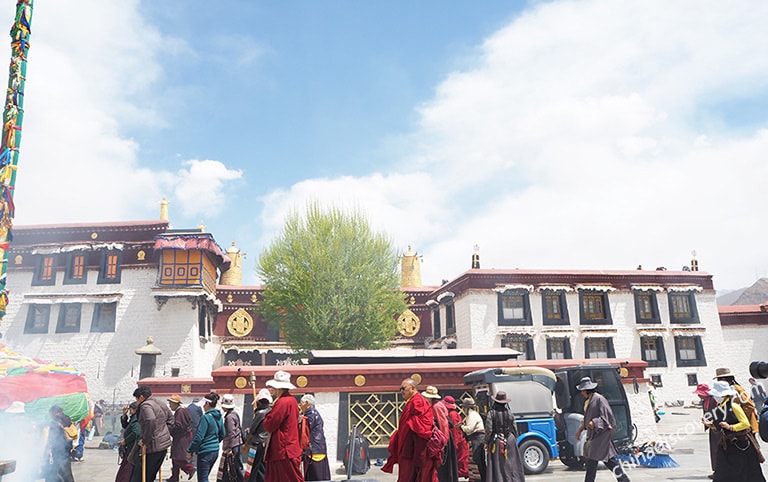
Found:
444,396 -> 469,478
263,370 -> 304,482
382,378 -> 437,482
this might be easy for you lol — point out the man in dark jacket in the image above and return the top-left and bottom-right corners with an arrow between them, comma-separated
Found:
132,385 -> 174,482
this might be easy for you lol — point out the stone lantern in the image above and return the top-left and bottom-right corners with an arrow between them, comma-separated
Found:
135,336 -> 162,380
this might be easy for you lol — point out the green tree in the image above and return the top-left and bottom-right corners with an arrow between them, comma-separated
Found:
256,203 -> 406,351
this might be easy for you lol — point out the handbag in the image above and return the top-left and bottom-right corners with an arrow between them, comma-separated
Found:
126,442 -> 140,466
63,423 -> 79,441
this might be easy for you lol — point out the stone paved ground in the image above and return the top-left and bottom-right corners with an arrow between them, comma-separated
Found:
4,407 -> 766,481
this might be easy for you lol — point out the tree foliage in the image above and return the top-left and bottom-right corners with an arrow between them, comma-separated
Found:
256,203 -> 406,351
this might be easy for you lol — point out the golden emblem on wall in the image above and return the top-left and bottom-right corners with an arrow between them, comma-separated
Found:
296,376 -> 308,388
227,308 -> 254,337
397,309 -> 420,337
137,250 -> 146,261
91,232 -> 98,239
354,375 -> 366,387
251,294 -> 259,303
227,294 -> 233,303
618,367 -> 629,378
411,373 -> 422,384
14,255 -> 22,265
181,384 -> 192,394
235,376 -> 248,389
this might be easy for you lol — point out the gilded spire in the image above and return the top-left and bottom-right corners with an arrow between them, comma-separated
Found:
159,196 -> 169,221
401,245 -> 422,288
220,241 -> 244,286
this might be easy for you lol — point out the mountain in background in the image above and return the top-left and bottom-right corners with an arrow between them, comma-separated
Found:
717,278 -> 768,306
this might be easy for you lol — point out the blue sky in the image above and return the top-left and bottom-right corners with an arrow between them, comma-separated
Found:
3,1 -> 768,291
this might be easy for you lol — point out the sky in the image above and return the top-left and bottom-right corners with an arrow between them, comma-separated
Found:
2,0 -> 768,291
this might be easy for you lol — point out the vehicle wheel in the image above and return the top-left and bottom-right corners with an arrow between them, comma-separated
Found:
519,438 -> 550,475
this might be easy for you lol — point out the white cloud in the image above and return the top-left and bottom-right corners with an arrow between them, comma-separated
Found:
1,2 -> 241,225
173,160 -> 243,218
259,0 -> 768,290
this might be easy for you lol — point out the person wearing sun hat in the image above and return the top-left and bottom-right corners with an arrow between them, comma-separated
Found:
704,381 -> 765,482
460,397 -> 485,482
484,391 -> 525,482
693,383 -> 719,478
167,394 -> 195,482
443,396 -> 469,478
263,370 -> 303,482
715,367 -> 759,434
574,377 -> 630,482
246,389 -> 273,482
221,394 -> 244,481
422,386 -> 458,482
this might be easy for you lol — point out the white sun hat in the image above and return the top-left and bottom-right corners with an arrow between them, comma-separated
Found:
266,370 -> 296,390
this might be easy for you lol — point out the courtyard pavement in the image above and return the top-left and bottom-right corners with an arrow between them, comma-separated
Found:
4,407 -> 764,481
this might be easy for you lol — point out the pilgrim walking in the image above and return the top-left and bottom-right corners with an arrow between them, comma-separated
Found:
574,377 -> 630,482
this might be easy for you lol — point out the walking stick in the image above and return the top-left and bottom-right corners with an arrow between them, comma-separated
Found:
159,461 -> 162,482
142,444 -> 146,482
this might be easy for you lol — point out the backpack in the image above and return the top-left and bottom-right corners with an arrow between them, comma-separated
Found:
298,415 -> 311,451
426,424 -> 448,461
344,430 -> 371,475
63,423 -> 79,442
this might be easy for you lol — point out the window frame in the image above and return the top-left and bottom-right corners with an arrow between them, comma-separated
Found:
668,291 -> 700,323
579,290 -> 612,325
432,308 -> 441,338
24,304 -> 51,334
634,290 -> 661,324
546,337 -> 572,360
32,255 -> 56,286
97,250 -> 122,284
542,290 -> 570,326
584,337 -> 616,359
91,302 -> 117,333
639,336 -> 667,367
64,253 -> 87,285
56,303 -> 82,333
674,335 -> 707,367
445,302 -> 455,335
497,289 -> 532,326
501,334 -> 535,360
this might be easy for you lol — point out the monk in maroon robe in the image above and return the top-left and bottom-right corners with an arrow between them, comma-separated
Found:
382,378 -> 437,482
264,370 -> 305,482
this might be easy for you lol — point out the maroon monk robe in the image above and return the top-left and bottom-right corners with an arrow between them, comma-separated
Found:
264,391 -> 304,482
446,406 -> 469,477
382,392 -> 436,482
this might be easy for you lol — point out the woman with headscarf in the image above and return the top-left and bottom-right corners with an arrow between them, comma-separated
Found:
186,392 -> 226,482
694,383 -> 719,479
444,396 -> 469,478
483,391 -> 525,482
704,381 -> 766,482
299,394 -> 331,481
115,402 -> 141,482
423,386 -> 458,482
247,388 -> 273,482
44,405 -> 75,482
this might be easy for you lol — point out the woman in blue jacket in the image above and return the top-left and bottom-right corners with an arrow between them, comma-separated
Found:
186,392 -> 226,482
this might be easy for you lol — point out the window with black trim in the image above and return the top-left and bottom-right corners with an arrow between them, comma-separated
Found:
674,335 -> 706,366
640,336 -> 667,367
546,338 -> 572,359
687,374 -> 698,386
98,250 -> 122,284
579,291 -> 612,324
584,337 -> 615,358
32,255 -> 56,286
542,290 -> 569,325
64,253 -> 87,284
432,308 -> 441,338
91,302 -> 117,333
445,302 -> 455,335
24,304 -> 50,334
669,292 -> 699,323
650,374 -> 663,387
634,290 -> 660,323
56,303 -> 82,333
497,290 -> 532,326
502,334 -> 535,360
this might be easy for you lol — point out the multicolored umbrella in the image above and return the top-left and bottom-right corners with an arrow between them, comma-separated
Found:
0,344 -> 91,423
